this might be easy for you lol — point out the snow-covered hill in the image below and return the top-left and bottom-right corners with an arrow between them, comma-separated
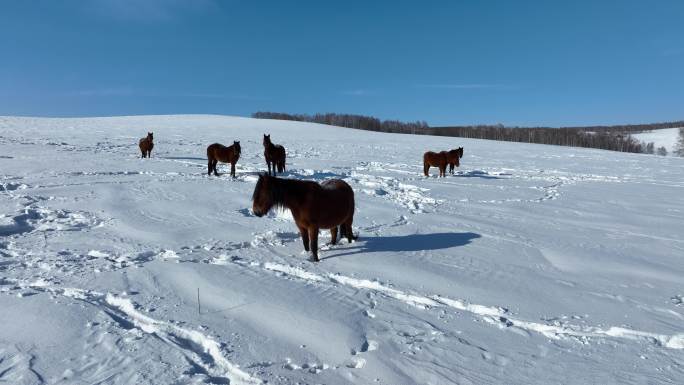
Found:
1,115 -> 683,384
633,127 -> 682,155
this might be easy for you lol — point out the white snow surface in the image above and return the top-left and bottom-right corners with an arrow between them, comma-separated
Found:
1,115 -> 683,384
632,127 -> 682,155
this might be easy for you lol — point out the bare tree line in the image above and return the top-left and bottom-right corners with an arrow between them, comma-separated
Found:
252,111 -> 684,154
252,111 -> 429,134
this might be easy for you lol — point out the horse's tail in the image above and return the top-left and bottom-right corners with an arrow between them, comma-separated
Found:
341,188 -> 358,241
339,223 -> 358,241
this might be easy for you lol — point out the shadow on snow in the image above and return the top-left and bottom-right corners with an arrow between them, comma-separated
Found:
323,232 -> 481,259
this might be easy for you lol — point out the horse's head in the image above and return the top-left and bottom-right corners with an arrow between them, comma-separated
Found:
458,147 -> 464,158
263,134 -> 271,146
147,132 -> 154,141
252,173 -> 274,217
233,141 -> 241,156
447,149 -> 460,166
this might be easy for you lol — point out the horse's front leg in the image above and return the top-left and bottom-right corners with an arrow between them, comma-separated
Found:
231,162 -> 236,178
266,160 -> 271,176
308,227 -> 320,262
299,226 -> 310,251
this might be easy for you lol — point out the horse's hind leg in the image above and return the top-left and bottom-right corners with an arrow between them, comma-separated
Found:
207,158 -> 213,175
213,160 -> 219,176
344,220 -> 355,243
308,227 -> 320,261
330,227 -> 338,245
423,162 -> 429,177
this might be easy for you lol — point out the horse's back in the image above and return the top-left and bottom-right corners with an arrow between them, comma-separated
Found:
320,179 -> 354,206
317,179 -> 355,225
207,143 -> 223,157
424,151 -> 445,165
270,144 -> 286,160
321,178 -> 352,193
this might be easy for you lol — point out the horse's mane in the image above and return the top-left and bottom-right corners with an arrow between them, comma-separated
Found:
253,176 -> 312,211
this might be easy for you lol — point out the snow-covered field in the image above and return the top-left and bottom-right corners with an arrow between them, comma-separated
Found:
1,115 -> 683,384
633,127 -> 682,155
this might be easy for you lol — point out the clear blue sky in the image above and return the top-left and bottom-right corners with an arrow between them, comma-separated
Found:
1,0 -> 682,126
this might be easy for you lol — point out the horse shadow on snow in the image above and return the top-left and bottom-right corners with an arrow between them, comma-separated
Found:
324,232 -> 481,259
452,170 -> 504,180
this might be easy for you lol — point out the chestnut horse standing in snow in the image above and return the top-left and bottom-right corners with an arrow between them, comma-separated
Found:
263,134 -> 286,176
138,132 -> 154,158
252,174 -> 357,262
446,147 -> 464,174
207,141 -> 241,177
423,151 -> 448,177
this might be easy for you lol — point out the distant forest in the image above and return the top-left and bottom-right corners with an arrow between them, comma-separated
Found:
252,111 -> 684,154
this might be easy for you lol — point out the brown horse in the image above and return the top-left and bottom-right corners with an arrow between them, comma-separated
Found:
252,174 -> 356,262
263,134 -> 286,176
446,147 -> 464,174
423,151 -> 448,177
207,141 -> 241,177
139,132 -> 154,158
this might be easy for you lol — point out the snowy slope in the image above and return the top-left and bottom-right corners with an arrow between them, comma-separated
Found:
1,115 -> 683,384
633,127 -> 682,155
